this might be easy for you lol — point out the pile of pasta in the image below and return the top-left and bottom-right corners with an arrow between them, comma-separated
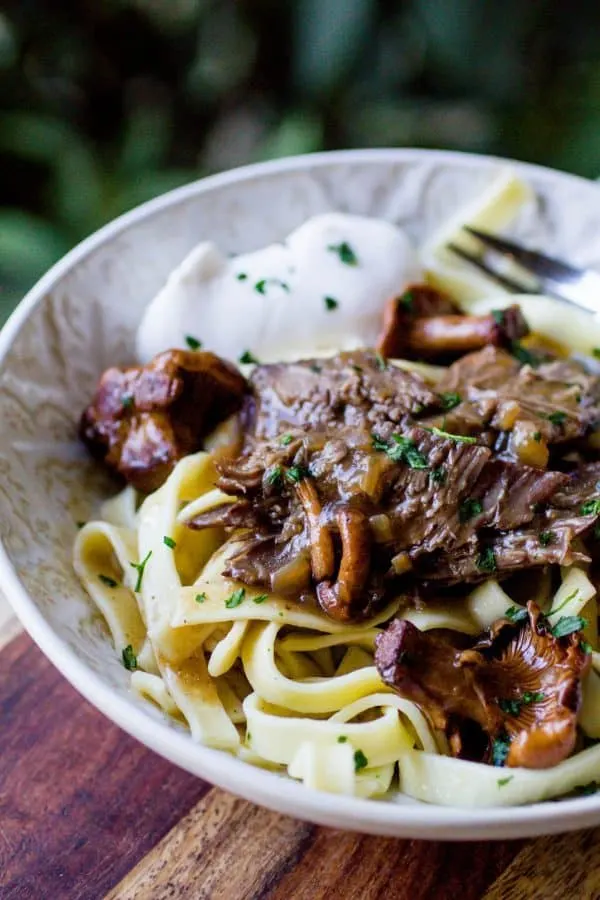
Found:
74,170 -> 600,806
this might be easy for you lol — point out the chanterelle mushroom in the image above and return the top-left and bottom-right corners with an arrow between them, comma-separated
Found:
80,349 -> 247,492
375,601 -> 591,769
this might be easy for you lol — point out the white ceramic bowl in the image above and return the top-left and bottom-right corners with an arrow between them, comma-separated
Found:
4,149 -> 600,840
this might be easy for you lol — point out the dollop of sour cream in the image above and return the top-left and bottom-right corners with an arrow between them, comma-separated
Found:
136,213 -> 422,365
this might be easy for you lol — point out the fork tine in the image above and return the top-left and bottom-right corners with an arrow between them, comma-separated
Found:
446,243 -> 535,293
463,227 -> 582,282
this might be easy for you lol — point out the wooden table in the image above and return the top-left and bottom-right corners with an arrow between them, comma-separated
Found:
2,597 -> 600,900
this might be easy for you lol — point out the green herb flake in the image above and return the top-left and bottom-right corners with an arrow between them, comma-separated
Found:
459,497 -> 483,523
498,698 -> 522,717
324,296 -> 339,311
328,241 -> 358,266
280,434 -> 293,446
371,433 -> 428,469
399,290 -> 414,312
425,426 -> 477,444
184,335 -> 202,350
511,340 -> 539,367
533,431 -> 542,442
310,364 -> 322,374
130,550 -> 152,592
476,547 -> 497,573
439,392 -> 462,411
492,734 -> 511,767
239,350 -> 259,365
522,691 -> 546,704
195,592 -> 207,604
539,531 -> 555,547
255,278 -> 290,295
122,644 -> 138,671
581,498 -> 600,516
225,588 -> 246,609
491,309 -> 505,326
337,735 -> 348,743
430,467 -> 447,485
163,535 -> 176,550
265,465 -> 283,487
353,749 -> 369,772
497,776 -> 514,787
545,411 -> 567,426
550,615 -> 588,638
99,573 -> 118,588
505,605 -> 528,624
581,640 -> 593,655
374,351 -> 387,371
573,781 -> 599,796
121,392 -> 134,409
76,520 -> 86,529
236,272 -> 248,281
286,465 -> 310,484
253,594 -> 268,604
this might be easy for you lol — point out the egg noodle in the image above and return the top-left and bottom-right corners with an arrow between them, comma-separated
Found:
74,172 -> 600,807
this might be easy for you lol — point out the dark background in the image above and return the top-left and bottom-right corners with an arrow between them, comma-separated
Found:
2,0 -> 600,319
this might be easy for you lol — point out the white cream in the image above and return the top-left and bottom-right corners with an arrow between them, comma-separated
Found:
136,212 -> 422,364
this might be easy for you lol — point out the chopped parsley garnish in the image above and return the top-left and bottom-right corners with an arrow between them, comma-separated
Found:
492,734 -> 511,766
236,272 -> 248,281
225,588 -> 246,609
459,498 -> 483,523
122,645 -> 138,671
539,531 -> 555,547
239,350 -> 259,365
99,574 -> 118,588
371,434 -> 428,469
265,465 -> 284,487
581,640 -> 593,655
254,278 -> 290,295
351,364 -> 363,374
550,615 -> 587,638
522,691 -> 546,704
130,550 -> 152,592
533,431 -> 542,442
337,735 -> 348,743
593,348 -> 600,359
476,547 -> 497,573
328,241 -> 358,266
195,593 -> 207,604
573,781 -> 599,796
280,434 -> 294,446
499,692 -> 545,717
310,364 -> 322,373
324,296 -> 339,311
253,594 -> 268,604
581,498 -> 600,516
76,520 -> 86,529
374,351 -> 387,371
399,290 -> 414,312
510,340 -> 539,367
121,392 -> 134,408
163,535 -> 176,549
184,335 -> 202,350
286,465 -> 310,484
353,749 -> 369,772
424,426 -> 477,444
497,776 -> 514,787
439,392 -> 462,411
545,411 -> 567,426
430,467 -> 447,485
505,605 -> 528,624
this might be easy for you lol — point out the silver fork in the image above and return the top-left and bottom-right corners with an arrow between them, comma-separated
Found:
448,227 -> 600,314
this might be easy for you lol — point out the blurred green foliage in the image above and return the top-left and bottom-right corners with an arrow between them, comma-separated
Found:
2,0 -> 600,318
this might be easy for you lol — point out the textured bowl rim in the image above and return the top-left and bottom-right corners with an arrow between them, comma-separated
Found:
3,147 -> 600,840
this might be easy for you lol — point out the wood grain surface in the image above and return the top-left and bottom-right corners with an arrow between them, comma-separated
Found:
1,628 -> 599,900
